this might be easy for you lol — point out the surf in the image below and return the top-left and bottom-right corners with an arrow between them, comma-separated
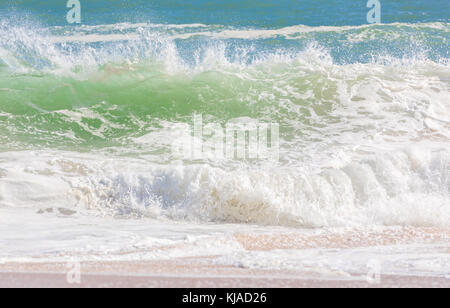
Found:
0,19 -> 448,228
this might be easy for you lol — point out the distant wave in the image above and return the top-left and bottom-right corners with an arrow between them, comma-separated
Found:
1,20 -> 448,71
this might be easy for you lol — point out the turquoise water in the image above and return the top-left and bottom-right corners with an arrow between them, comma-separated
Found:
2,0 -> 449,26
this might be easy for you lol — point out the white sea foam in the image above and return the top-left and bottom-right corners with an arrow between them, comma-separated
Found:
213,243 -> 450,278
0,146 -> 448,228
50,22 -> 450,41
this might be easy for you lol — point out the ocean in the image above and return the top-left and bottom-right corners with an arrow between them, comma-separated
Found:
0,1 -> 449,279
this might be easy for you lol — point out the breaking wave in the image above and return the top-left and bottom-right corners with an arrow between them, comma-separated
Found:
0,20 -> 449,227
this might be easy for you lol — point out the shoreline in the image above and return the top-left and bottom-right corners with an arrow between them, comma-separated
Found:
1,226 -> 449,288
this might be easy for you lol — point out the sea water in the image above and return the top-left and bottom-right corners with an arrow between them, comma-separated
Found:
0,1 -> 449,278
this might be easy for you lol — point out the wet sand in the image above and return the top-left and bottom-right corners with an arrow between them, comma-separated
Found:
0,262 -> 449,288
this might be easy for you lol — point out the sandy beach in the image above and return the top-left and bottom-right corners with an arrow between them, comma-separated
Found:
1,227 -> 449,288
